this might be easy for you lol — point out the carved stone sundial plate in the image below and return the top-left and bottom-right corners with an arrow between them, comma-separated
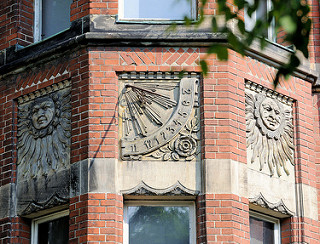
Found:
119,73 -> 200,161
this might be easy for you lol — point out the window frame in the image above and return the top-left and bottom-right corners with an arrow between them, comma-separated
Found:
249,211 -> 281,244
31,209 -> 69,244
118,0 -> 197,22
33,0 -> 72,42
244,0 -> 276,42
123,201 -> 196,244
34,0 -> 42,43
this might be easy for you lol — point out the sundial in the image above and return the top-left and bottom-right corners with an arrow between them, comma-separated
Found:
119,77 -> 200,161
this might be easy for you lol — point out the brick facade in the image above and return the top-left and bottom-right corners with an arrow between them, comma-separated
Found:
0,0 -> 320,243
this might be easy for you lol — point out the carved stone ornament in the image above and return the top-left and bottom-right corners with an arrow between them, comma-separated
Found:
121,181 -> 199,196
249,193 -> 294,216
119,72 -> 200,161
22,193 -> 69,216
245,81 -> 294,177
17,81 -> 71,179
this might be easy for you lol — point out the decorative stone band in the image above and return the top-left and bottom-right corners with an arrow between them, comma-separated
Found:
17,79 -> 71,105
121,181 -> 199,196
118,71 -> 200,80
22,193 -> 69,216
249,193 -> 294,217
245,80 -> 294,106
121,78 -> 196,157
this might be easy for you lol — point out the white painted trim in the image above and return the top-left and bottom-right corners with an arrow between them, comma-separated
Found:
33,0 -> 42,42
124,201 -> 196,244
31,210 -> 69,244
118,0 -> 124,20
250,211 -> 281,244
245,0 -> 275,42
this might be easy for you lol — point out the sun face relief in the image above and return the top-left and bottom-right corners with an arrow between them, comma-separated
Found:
17,84 -> 71,179
31,98 -> 55,129
246,89 -> 294,177
259,97 -> 281,131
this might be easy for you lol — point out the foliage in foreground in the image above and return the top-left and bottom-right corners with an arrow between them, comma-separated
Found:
186,0 -> 311,87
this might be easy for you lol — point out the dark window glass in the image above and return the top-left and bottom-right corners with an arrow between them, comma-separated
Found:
38,215 -> 69,244
128,206 -> 190,244
42,0 -> 72,39
250,216 -> 275,244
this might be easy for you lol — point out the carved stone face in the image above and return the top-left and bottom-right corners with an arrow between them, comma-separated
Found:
31,98 -> 55,129
259,97 -> 281,131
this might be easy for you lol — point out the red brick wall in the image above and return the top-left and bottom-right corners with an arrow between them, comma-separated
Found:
0,218 -> 10,244
197,194 -> 250,244
313,91 -> 320,243
309,0 -> 320,64
71,0 -> 117,22
70,193 -> 123,244
10,217 -> 30,244
0,83 -> 15,187
200,51 -> 247,162
0,0 -> 33,51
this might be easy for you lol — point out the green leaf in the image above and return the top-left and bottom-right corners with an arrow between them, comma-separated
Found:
237,19 -> 245,34
228,32 -> 245,55
184,16 -> 192,26
217,47 -> 229,60
234,0 -> 245,10
260,37 -> 267,50
279,15 -> 297,34
200,60 -> 208,75
207,45 -> 229,60
211,17 -> 218,32
178,70 -> 185,79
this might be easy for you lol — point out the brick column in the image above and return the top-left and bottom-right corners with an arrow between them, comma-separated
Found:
70,193 -> 123,243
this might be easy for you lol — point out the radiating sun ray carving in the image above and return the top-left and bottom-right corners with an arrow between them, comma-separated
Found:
122,83 -> 177,137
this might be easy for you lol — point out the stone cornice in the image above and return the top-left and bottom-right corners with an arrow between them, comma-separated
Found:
245,80 -> 294,105
17,79 -> 71,104
22,193 -> 69,216
249,193 -> 294,216
121,181 -> 199,196
118,71 -> 200,80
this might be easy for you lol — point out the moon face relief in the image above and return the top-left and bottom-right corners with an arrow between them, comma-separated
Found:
17,85 -> 71,179
246,88 -> 294,177
119,77 -> 200,161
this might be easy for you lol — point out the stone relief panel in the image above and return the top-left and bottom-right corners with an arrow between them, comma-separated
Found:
245,81 -> 294,177
119,72 -> 200,161
17,81 -> 71,180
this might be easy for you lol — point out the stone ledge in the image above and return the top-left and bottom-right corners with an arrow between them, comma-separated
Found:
0,15 -> 317,85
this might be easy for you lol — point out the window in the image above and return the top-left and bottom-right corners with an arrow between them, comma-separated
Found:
31,210 -> 69,244
245,0 -> 275,41
34,0 -> 73,42
124,201 -> 196,244
119,0 -> 196,21
250,211 -> 281,244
